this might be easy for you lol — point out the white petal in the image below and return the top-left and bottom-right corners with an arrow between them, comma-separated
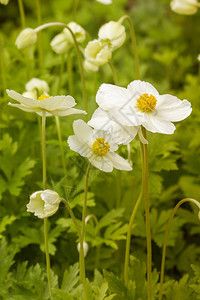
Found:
73,120 -> 94,145
127,80 -> 159,102
7,89 -> 38,107
8,103 -> 40,113
41,190 -> 60,205
156,94 -> 192,122
89,155 -> 113,172
107,107 -> 141,127
92,129 -> 118,152
39,95 -> 76,111
68,135 -> 92,157
96,83 -> 129,110
106,152 -> 132,171
50,108 -> 86,116
43,203 -> 59,218
142,115 -> 176,134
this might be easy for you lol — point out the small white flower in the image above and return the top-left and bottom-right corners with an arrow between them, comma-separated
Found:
7,89 -> 86,117
64,22 -> 86,44
25,78 -> 50,95
98,21 -> 126,51
68,119 -> 132,172
15,28 -> 37,49
85,40 -> 112,66
27,190 -> 61,218
84,60 -> 99,72
96,0 -> 112,4
77,241 -> 89,257
50,31 -> 72,54
94,80 -> 192,135
170,0 -> 199,15
0,0 -> 9,5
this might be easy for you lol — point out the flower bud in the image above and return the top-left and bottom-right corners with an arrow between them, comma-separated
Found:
84,60 -> 99,72
15,28 -> 37,49
98,21 -> 126,51
0,0 -> 9,5
50,32 -> 72,54
64,22 -> 86,44
22,90 -> 37,100
25,78 -> 49,95
27,190 -> 61,218
77,241 -> 89,257
85,39 -> 112,66
197,54 -> 200,62
170,0 -> 198,15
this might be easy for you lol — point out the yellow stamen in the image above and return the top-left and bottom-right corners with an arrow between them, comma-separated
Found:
136,93 -> 157,113
92,138 -> 110,156
37,94 -> 50,101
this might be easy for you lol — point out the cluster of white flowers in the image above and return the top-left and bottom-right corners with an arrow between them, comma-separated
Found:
50,22 -> 86,54
84,21 -> 126,72
170,0 -> 199,15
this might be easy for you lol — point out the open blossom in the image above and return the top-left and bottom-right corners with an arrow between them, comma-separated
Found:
170,0 -> 199,15
15,28 -> 37,49
27,190 -> 61,218
7,89 -> 86,117
98,21 -> 126,51
68,120 -> 132,172
51,22 -> 86,54
93,80 -> 192,135
85,40 -> 112,66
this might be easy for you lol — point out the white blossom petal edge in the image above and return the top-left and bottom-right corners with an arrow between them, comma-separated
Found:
67,119 -> 132,172
27,190 -> 61,218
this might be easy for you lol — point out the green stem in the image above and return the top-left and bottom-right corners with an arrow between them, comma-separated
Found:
55,116 -> 67,177
73,0 -> 80,20
118,15 -> 140,80
159,198 -> 200,300
35,22 -> 87,115
127,143 -> 132,165
80,163 -> 91,299
61,198 -> 81,240
57,54 -> 64,94
35,0 -> 43,68
108,61 -> 119,85
124,141 -> 144,285
42,112 -> 52,299
67,51 -> 74,95
0,44 -> 7,97
142,128 -> 152,300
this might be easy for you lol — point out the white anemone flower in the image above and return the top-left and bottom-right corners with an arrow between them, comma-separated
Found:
94,80 -> 192,135
67,120 -> 132,172
170,0 -> 199,15
25,78 -> 50,95
15,28 -> 37,49
96,0 -> 112,4
27,190 -> 61,218
85,40 -> 112,66
7,89 -> 86,117
98,21 -> 126,51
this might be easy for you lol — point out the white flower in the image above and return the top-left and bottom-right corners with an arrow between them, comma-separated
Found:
96,0 -> 112,4
170,0 -> 199,15
50,31 -> 72,54
27,190 -> 61,218
77,241 -> 89,257
7,89 -> 86,117
51,22 -> 86,54
85,40 -> 112,66
15,28 -> 37,49
25,78 -> 50,95
0,0 -> 9,5
67,119 -> 132,172
94,80 -> 192,135
84,60 -> 99,72
98,21 -> 126,51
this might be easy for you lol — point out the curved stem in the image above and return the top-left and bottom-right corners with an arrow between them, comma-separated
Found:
35,0 -> 43,68
108,61 -> 119,85
61,198 -> 81,240
80,163 -> 91,300
159,198 -> 200,300
124,141 -> 144,285
35,22 -> 87,114
142,128 -> 152,300
42,112 -> 52,299
118,15 -> 140,80
17,0 -> 26,28
67,51 -> 74,95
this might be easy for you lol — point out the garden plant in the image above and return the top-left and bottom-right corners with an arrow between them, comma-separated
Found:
0,0 -> 200,299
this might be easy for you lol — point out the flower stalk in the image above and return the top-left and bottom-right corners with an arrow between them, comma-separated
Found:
159,198 -> 200,300
35,0 -> 43,68
42,111 -> 52,299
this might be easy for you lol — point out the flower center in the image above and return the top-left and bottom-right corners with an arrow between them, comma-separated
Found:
136,93 -> 157,113
92,138 -> 110,156
37,94 -> 50,101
